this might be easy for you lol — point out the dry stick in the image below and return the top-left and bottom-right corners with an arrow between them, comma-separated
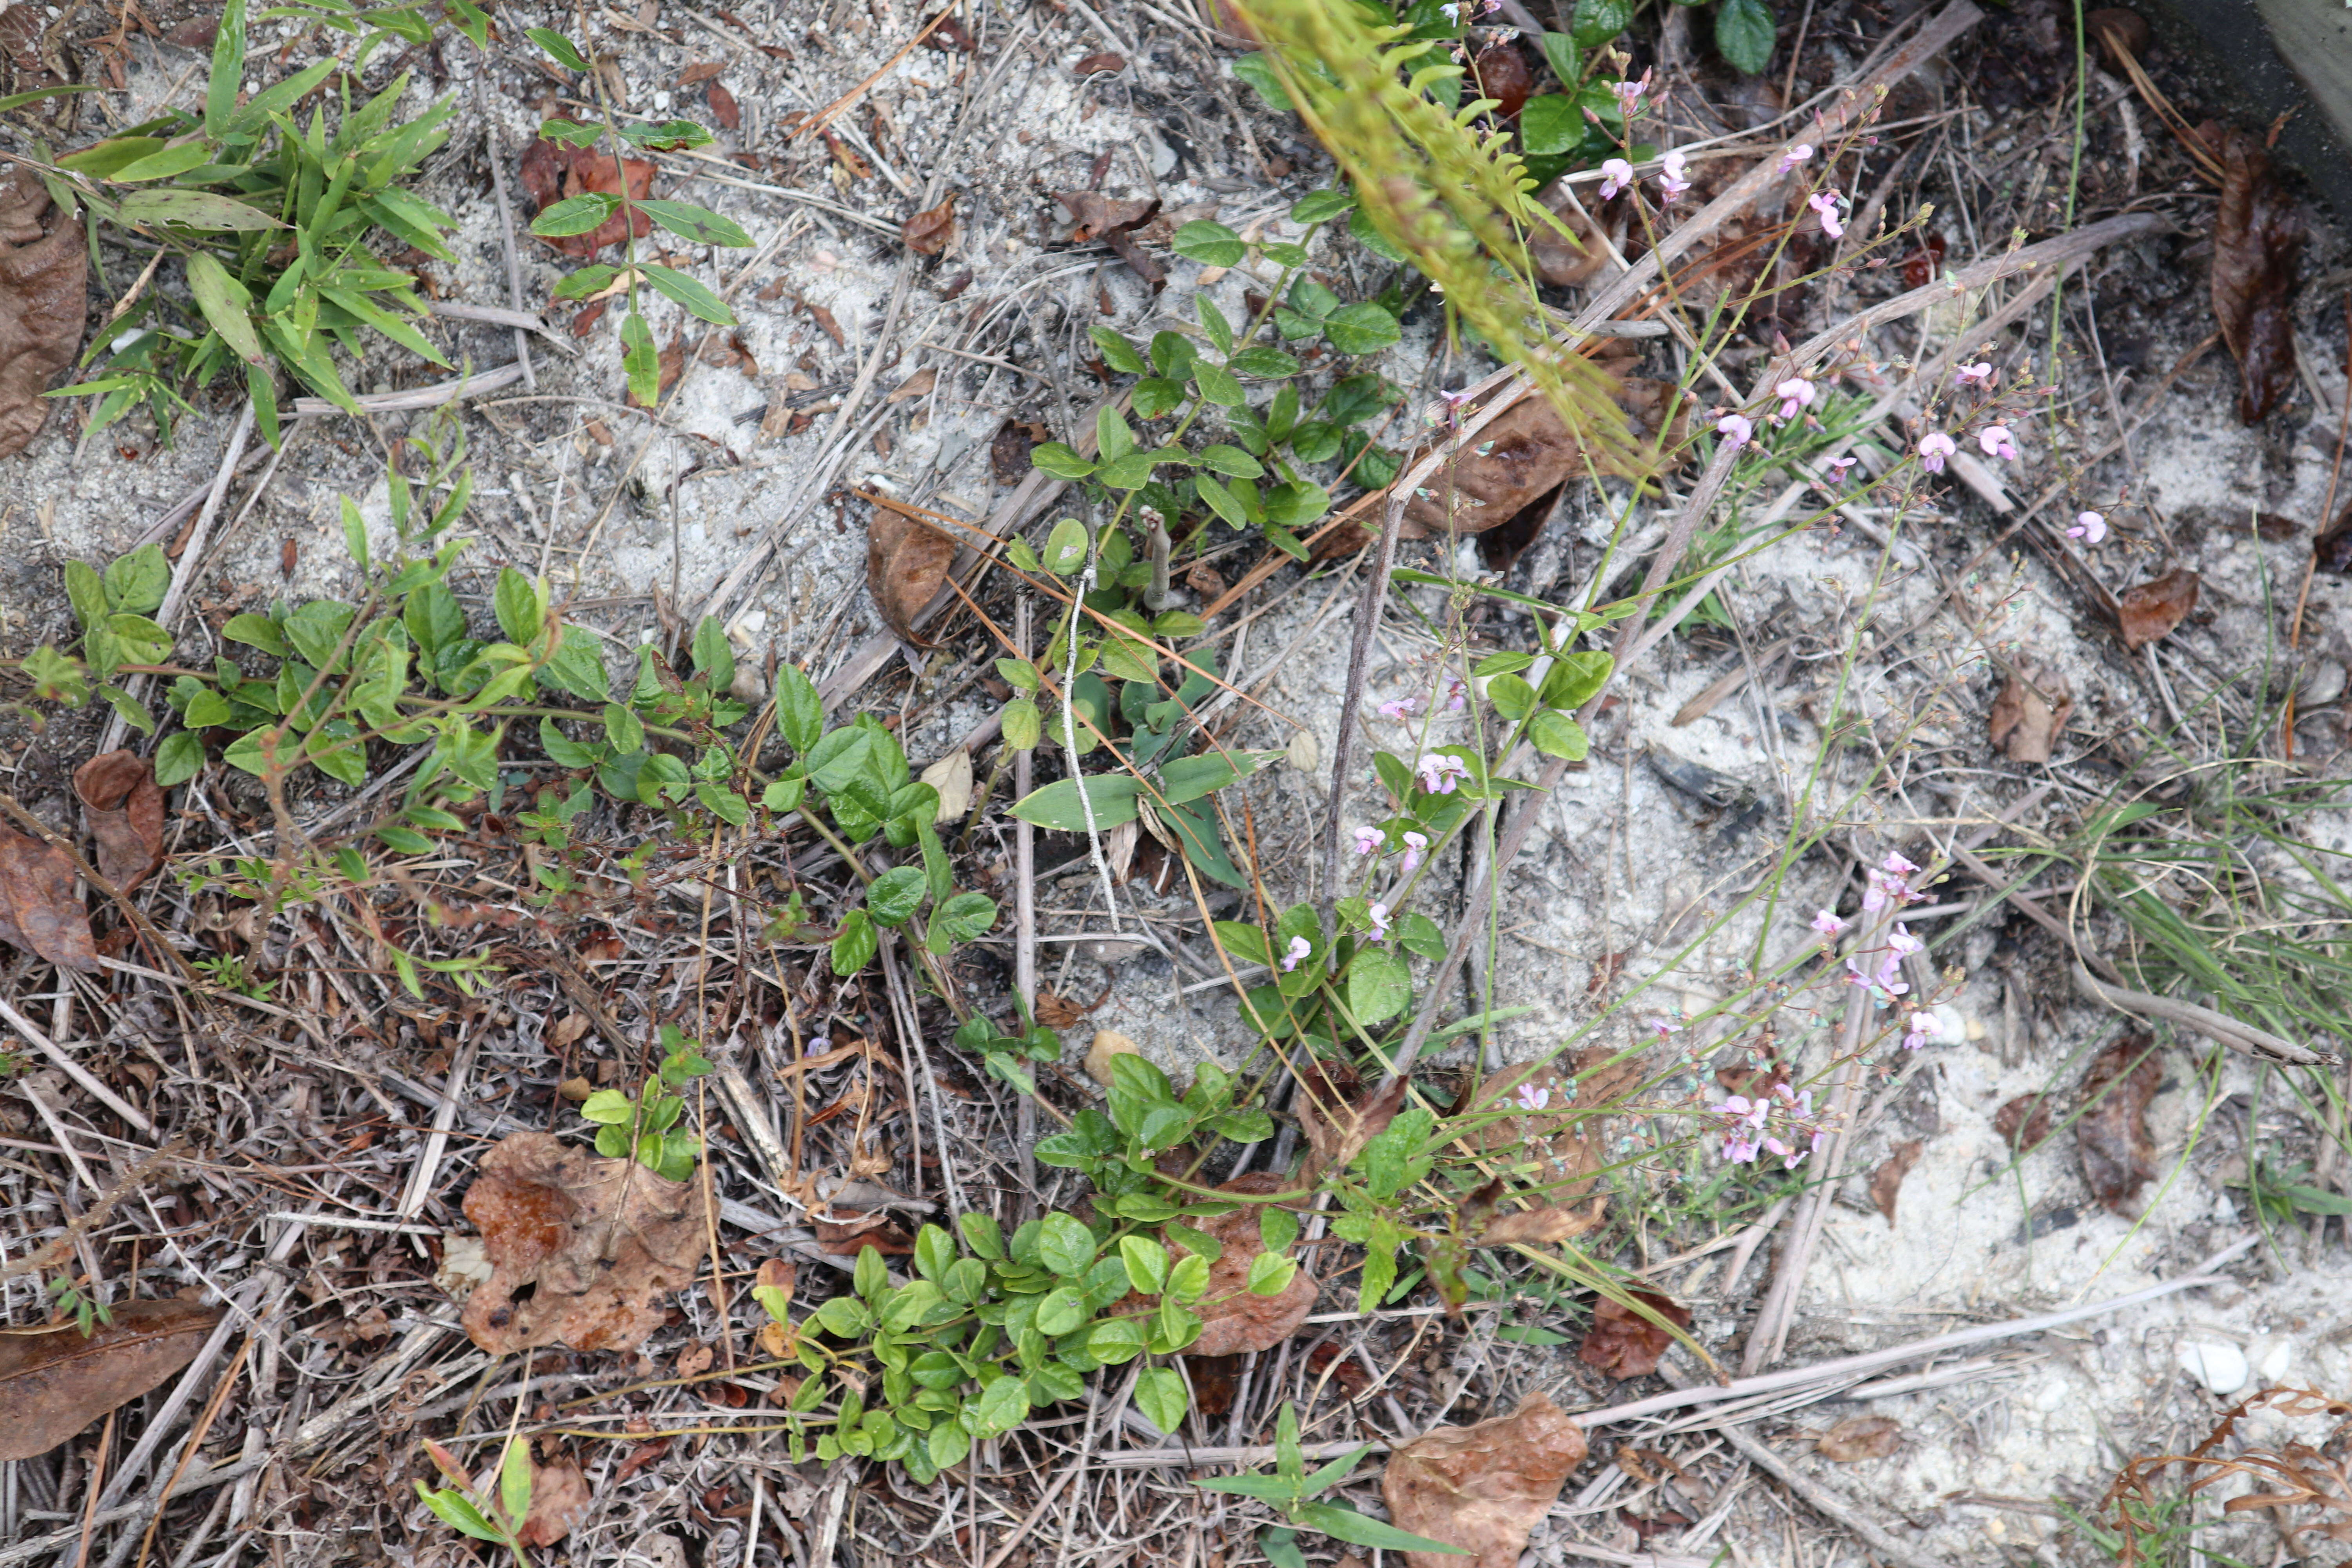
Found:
1014,597 -> 1039,1207
1097,1234 -> 2256,1470
0,996 -> 157,1135
1317,486 -> 1408,915
1655,1364 -> 1952,1568
481,120 -> 537,392
2071,965 -> 2330,1067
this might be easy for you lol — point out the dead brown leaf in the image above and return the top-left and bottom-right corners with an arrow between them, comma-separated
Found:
1815,1414 -> 1903,1462
517,1452 -> 591,1546
1381,1392 -> 1589,1568
1577,1289 -> 1690,1379
2211,128 -> 2303,425
990,418 -> 1048,484
922,9 -> 975,50
1470,40 -> 1533,119
886,366 -> 937,403
2078,1033 -> 2161,1213
902,193 -> 956,256
0,164 -> 89,459
1055,191 -> 1163,291
1180,1172 -> 1317,1357
800,294 -> 845,347
458,1131 -> 710,1356
0,1298 -> 223,1461
73,750 -> 165,893
1987,661 -> 2073,764
706,81 -> 740,131
678,60 -> 727,85
1294,1059 -> 1409,1180
865,505 -> 956,645
2118,568 -> 2200,650
1994,1093 -> 2056,1151
0,823 -> 96,971
1476,1196 -> 1606,1246
520,126 -> 656,259
1869,1139 -> 1923,1225
1072,49 -> 1125,74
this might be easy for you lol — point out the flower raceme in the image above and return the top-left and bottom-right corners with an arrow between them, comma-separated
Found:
1712,1083 -> 1828,1169
1416,753 -> 1468,794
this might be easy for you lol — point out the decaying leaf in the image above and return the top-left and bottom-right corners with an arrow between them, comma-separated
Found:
1381,1392 -> 1589,1568
1178,1172 -> 1317,1357
1469,40 -> 1533,118
1475,1194 -> 1605,1246
1994,1093 -> 2056,1152
2211,128 -> 2303,425
458,1131 -> 710,1355
520,125 -> 657,259
1987,661 -> 2073,764
518,1453 -> 592,1546
1815,1414 -> 1903,1462
2078,1033 -> 2161,1213
1294,1058 -> 1409,1179
1577,1288 -> 1690,1379
991,418 -> 1049,484
865,505 -> 958,645
0,823 -> 97,971
0,1298 -> 224,1461
705,81 -> 740,131
1055,191 -> 1163,291
886,366 -> 938,404
74,750 -> 166,893
2117,568 -> 2200,651
902,194 -> 956,256
0,163 -> 89,459
1072,49 -> 1125,74
1869,1139 -> 1923,1225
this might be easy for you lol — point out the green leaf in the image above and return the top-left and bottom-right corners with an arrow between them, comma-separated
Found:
106,613 -> 172,668
1034,1285 -> 1085,1336
1230,52 -> 1292,110
1714,0 -> 1776,73
116,189 -> 284,230
1132,377 -> 1186,419
103,544 -> 169,615
580,1089 -> 635,1124
154,732 -> 204,787
637,198 -> 753,247
776,663 -> 823,751
1196,294 -> 1234,355
1172,220 -> 1245,267
1245,1249 -> 1298,1296
497,1438 -> 534,1530
639,263 -> 737,326
1034,1212 -> 1096,1277
1120,1235 -> 1171,1296
529,191 -> 620,237
540,626 -> 609,700
1089,325 -> 1147,374
1348,204 -> 1408,263
1321,302 -> 1401,356
867,865 -> 926,926
1289,189 -> 1354,225
1159,750 -> 1256,805
1346,948 -> 1410,1024
206,0 -> 246,140
527,26 -> 592,69
1570,0 -> 1630,46
1539,30 -> 1579,83
958,1212 -> 1005,1259
831,908 -> 877,975
1488,673 -> 1535,720
185,252 -> 265,365
1096,405 -> 1136,463
1228,346 -> 1301,379
932,891 -> 997,944
221,612 -> 285,656
621,312 -> 659,408
1192,361 -> 1245,407
493,567 -> 542,644
1259,1528 -> 1310,1568
1134,1367 -> 1188,1433
1042,516 -> 1091,575
1001,697 -> 1041,751
969,1373 -> 1030,1437
1293,1501 -> 1470,1555
1526,709 -> 1590,760
98,684 -> 154,735
1029,442 -> 1095,480
691,615 -> 735,688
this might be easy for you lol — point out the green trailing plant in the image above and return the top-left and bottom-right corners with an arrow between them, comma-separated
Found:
46,1276 -> 114,1337
519,27 -> 753,406
1200,1402 -> 1467,1560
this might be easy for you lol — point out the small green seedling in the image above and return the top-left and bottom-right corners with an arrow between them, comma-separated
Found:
579,1025 -> 714,1181
415,1437 -> 535,1566
1197,1401 -> 1468,1557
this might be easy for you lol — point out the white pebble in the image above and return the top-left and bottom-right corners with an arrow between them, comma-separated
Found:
2177,1340 -> 2249,1396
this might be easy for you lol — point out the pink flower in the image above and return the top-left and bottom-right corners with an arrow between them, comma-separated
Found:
1610,72 -> 1649,118
1808,189 -> 1845,239
1649,1017 -> 1681,1045
1978,425 -> 2017,461
1918,432 -> 1956,473
1716,412 -> 1754,450
1597,158 -> 1635,200
1828,455 -> 1857,479
1377,696 -> 1420,720
1279,935 -> 1312,973
1400,831 -> 1428,872
1902,1010 -> 1943,1051
1777,142 -> 1813,174
1353,825 -> 1386,855
1955,362 -> 1993,386
1416,753 -> 1468,794
1515,1082 -> 1550,1111
1657,147 -> 1691,202
1809,908 -> 1848,937
1887,924 -> 1924,958
1368,900 -> 1392,941
1445,679 -> 1467,713
1772,376 -> 1815,423
2069,510 -> 2107,544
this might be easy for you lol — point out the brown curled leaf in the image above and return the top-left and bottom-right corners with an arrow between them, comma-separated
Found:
1294,1057 -> 1409,1180
0,1298 -> 224,1461
2117,568 -> 2200,650
1994,1093 -> 2056,1152
1476,1196 -> 1606,1246
2078,1032 -> 2161,1212
2211,128 -> 2303,425
1987,661 -> 2073,764
865,505 -> 958,646
73,750 -> 166,894
1072,50 -> 1125,74
902,193 -> 956,256
517,1453 -> 591,1546
1173,1172 -> 1316,1357
1382,1392 -> 1589,1568
0,823 -> 97,971
705,81 -> 740,131
1577,1288 -> 1690,1379
459,1131 -> 710,1356
1815,1414 -> 1904,1462
1869,1139 -> 1923,1225
0,164 -> 89,459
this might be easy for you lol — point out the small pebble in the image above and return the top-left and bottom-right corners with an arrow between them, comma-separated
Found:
1085,1028 -> 1139,1085
2177,1340 -> 2249,1396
